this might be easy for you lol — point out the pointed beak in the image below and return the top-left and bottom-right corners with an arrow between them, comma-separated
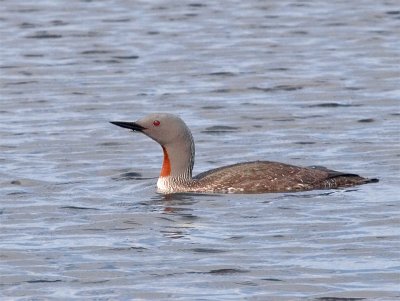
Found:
110,121 -> 146,132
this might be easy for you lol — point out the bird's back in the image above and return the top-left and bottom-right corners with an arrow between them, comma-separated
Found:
193,161 -> 375,193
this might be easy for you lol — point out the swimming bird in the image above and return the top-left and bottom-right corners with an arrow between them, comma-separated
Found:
110,113 -> 378,194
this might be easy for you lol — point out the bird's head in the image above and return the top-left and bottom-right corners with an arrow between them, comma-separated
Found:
110,113 -> 191,146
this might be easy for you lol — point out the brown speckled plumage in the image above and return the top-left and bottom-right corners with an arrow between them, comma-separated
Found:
193,161 -> 376,193
110,113 -> 378,194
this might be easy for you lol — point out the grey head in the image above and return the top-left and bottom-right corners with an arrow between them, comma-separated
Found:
110,113 -> 196,180
110,113 -> 192,147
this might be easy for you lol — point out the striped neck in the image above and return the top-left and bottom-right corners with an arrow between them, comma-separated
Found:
157,132 -> 195,192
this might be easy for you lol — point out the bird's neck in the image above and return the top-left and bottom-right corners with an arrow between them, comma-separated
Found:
159,134 -> 195,184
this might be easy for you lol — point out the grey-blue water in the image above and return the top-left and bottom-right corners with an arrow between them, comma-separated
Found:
1,0 -> 399,300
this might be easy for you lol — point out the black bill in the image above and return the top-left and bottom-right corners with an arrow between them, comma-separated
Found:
110,121 -> 146,132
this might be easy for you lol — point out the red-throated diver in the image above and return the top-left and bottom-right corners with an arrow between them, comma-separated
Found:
110,113 -> 378,194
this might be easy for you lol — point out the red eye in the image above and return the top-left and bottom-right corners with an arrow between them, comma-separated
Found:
153,120 -> 160,126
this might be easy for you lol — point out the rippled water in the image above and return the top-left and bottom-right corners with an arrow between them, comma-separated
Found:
1,0 -> 399,300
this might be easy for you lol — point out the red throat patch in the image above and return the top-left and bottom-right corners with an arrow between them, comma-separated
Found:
160,146 -> 171,177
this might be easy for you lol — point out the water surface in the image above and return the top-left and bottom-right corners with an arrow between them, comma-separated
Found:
1,0 -> 399,300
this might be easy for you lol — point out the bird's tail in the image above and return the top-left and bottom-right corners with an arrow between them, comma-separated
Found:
364,178 -> 379,184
